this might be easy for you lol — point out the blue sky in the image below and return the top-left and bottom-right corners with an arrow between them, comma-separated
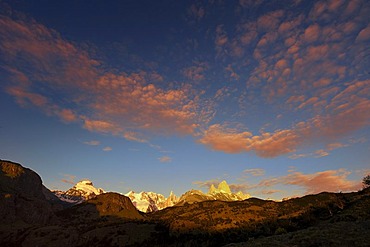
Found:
0,0 -> 369,200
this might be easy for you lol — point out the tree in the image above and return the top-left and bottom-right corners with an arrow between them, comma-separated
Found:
363,175 -> 370,188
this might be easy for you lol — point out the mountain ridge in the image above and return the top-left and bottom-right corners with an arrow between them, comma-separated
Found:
1,159 -> 370,247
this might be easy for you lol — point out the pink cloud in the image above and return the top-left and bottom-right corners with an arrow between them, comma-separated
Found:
282,169 -> 361,194
298,97 -> 319,109
304,24 -> 321,43
198,124 -> 301,157
215,25 -> 228,46
1,16 -> 212,143
326,142 -> 347,150
288,153 -> 308,159
328,0 -> 345,12
58,109 -> 77,123
356,24 -> 370,41
251,169 -> 362,195
83,119 -> 122,134
314,149 -> 329,158
182,63 -> 208,81
257,10 -> 284,31
158,156 -> 172,163
61,174 -> 76,185
7,86 -> 48,107
199,85 -> 370,157
243,168 -> 265,177
198,124 -> 253,154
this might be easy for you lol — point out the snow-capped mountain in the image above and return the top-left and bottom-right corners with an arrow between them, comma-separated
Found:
176,180 -> 250,206
52,180 -> 105,204
52,179 -> 248,211
125,191 -> 178,213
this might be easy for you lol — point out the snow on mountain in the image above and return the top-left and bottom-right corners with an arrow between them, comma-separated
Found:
52,179 -> 248,211
125,191 -> 178,213
177,180 -> 250,205
52,180 -> 105,204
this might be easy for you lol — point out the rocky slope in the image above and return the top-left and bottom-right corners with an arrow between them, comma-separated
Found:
2,159 -> 370,247
0,160 -> 61,224
59,192 -> 145,221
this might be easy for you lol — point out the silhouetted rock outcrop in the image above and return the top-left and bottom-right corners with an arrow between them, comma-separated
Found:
62,192 -> 145,221
0,160 -> 59,224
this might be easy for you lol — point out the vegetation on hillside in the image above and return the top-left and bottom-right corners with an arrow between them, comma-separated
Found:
2,160 -> 370,247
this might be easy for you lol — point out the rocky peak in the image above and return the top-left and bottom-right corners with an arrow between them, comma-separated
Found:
209,184 -> 217,194
0,160 -> 58,224
52,179 -> 105,205
218,180 -> 231,194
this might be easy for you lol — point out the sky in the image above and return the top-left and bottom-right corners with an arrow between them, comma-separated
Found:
0,0 -> 369,200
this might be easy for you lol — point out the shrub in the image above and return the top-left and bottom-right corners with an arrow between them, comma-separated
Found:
275,227 -> 287,235
363,175 -> 370,188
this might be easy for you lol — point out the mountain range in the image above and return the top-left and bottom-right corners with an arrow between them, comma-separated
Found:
1,159 -> 370,247
52,178 -> 250,212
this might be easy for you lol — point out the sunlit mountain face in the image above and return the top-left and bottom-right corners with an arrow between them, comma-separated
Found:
0,0 -> 369,200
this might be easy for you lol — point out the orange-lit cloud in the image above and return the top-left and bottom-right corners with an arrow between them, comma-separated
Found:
199,90 -> 370,157
215,25 -> 228,46
1,1 -> 368,157
244,168 -> 362,195
281,169 -> 361,194
182,62 -> 208,81
0,16 -> 212,144
243,168 -> 265,177
61,174 -> 76,185
198,124 -> 300,157
158,156 -> 172,163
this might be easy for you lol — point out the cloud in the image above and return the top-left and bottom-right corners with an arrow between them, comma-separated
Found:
188,4 -> 205,21
304,24 -> 321,43
215,25 -> 228,46
281,169 -> 362,194
288,153 -> 308,159
260,189 -> 280,195
123,131 -> 148,143
198,124 -> 301,157
356,24 -> 370,41
1,2 -> 368,157
242,168 -> 362,195
199,86 -> 370,157
326,142 -> 347,150
103,146 -> 112,152
193,179 -> 221,189
182,62 -> 208,81
314,149 -> 329,158
61,174 -> 76,185
243,168 -> 265,177
158,156 -> 172,163
0,15 -> 213,144
58,109 -> 77,123
83,140 -> 100,146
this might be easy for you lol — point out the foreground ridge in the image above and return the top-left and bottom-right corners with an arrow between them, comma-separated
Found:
1,159 -> 370,247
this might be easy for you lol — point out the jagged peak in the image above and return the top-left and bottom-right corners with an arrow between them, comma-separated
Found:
218,180 -> 231,194
209,184 -> 217,194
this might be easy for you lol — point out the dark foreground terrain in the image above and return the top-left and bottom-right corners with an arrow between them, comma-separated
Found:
1,160 -> 370,246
